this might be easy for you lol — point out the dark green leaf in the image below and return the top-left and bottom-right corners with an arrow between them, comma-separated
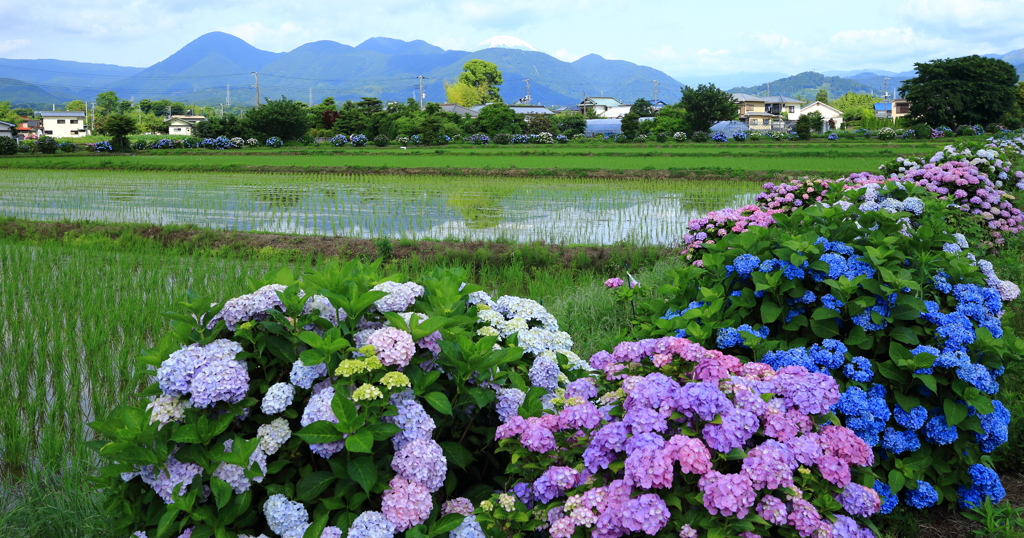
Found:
423,392 -> 452,415
440,441 -> 475,470
348,456 -> 377,494
943,400 -> 969,427
429,514 -> 466,537
296,471 -> 336,502
888,469 -> 906,494
810,318 -> 840,339
345,429 -> 375,454
760,301 -> 783,324
295,421 -> 346,444
210,478 -> 232,510
889,326 -> 920,345
303,513 -> 329,538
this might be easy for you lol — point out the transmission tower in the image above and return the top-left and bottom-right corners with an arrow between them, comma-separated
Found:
252,72 -> 261,108
522,79 -> 531,105
417,75 -> 426,109
652,80 -> 661,102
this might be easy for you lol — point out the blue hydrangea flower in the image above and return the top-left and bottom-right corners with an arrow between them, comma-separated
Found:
924,415 -> 958,445
843,356 -> 873,382
874,479 -> 899,514
905,480 -> 939,509
958,464 -> 1006,508
893,405 -> 927,430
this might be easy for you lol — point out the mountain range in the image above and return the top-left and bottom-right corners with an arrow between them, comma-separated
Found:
0,32 -> 681,108
0,32 -> 1022,110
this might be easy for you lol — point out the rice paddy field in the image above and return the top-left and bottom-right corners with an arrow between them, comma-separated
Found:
0,169 -> 759,245
0,138 -> 956,177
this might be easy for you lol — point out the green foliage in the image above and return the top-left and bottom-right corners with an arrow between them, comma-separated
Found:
731,72 -> 875,102
477,104 -> 522,136
899,55 -> 1019,127
458,60 -> 503,103
794,114 -> 814,139
679,84 -> 738,132
831,92 -> 882,121
553,114 -> 587,136
816,88 -> 830,104
36,136 -> 59,154
65,100 -> 87,112
0,101 -> 24,124
101,114 -> 138,152
962,496 -> 1024,537
620,111 -> 641,140
0,136 -> 17,155
631,98 -> 655,118
243,97 -> 311,142
652,103 -> 688,134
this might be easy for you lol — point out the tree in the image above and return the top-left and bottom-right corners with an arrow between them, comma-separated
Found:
815,89 -> 829,104
241,97 -> 310,141
621,111 -> 641,139
458,60 -> 503,103
829,92 -> 879,120
652,102 -> 688,133
138,99 -> 153,115
356,97 -> 383,118
101,113 -> 137,151
308,97 -> 338,130
95,91 -> 133,114
631,98 -> 655,118
794,114 -> 815,140
523,114 -> 553,135
0,101 -> 21,124
444,81 -> 483,107
898,55 -> 1018,127
554,113 -> 587,136
477,103 -> 522,135
678,84 -> 738,132
66,100 -> 87,112
140,113 -> 166,134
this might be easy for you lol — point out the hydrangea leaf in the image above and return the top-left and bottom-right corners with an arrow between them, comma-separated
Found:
348,456 -> 377,494
760,301 -> 783,324
210,477 -> 232,509
424,392 -> 453,416
295,421 -> 346,444
302,513 -> 329,538
345,429 -> 374,453
296,471 -> 336,502
888,469 -> 906,494
440,441 -> 475,470
943,400 -> 970,427
428,513 -> 466,536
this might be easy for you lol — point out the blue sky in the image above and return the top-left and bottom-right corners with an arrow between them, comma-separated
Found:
2,0 -> 1022,78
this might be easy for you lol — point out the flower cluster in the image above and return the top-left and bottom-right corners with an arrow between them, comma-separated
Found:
265,136 -> 284,147
330,134 -> 348,146
711,131 -> 729,142
350,134 -> 368,147
486,336 -> 878,538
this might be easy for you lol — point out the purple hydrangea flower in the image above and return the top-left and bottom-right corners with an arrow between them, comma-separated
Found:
262,382 -> 295,415
836,482 -> 881,517
391,438 -> 447,492
533,466 -> 580,503
263,494 -> 309,538
698,471 -> 756,518
385,390 -> 436,450
347,511 -> 395,538
495,388 -> 525,422
381,477 -> 432,531
300,387 -> 345,458
619,494 -> 669,535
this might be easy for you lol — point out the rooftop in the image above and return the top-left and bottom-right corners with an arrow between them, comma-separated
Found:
40,111 -> 85,117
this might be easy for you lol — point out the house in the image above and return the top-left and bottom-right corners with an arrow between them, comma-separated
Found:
40,111 -> 87,138
733,93 -> 802,130
874,102 -> 894,119
0,120 -> 14,139
893,98 -> 911,119
439,104 -> 480,118
508,105 -> 554,115
165,115 -> 207,136
578,97 -> 625,118
16,119 -> 41,138
793,101 -> 844,130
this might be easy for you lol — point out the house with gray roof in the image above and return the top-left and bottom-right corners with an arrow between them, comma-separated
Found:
578,97 -> 626,118
0,120 -> 15,139
733,93 -> 802,130
439,103 -> 480,117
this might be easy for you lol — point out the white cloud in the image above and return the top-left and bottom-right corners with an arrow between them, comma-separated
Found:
645,45 -> 678,60
0,39 -> 30,55
553,48 -> 583,62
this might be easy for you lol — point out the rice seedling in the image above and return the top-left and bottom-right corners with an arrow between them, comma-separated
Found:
0,170 -> 759,245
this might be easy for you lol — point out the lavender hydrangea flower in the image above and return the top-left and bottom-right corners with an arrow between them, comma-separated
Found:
300,387 -> 345,458
262,382 -> 295,415
385,390 -> 435,450
391,438 -> 447,491
441,498 -> 475,516
528,354 -> 561,390
290,360 -> 327,390
212,284 -> 287,330
146,394 -> 188,427
213,440 -> 251,494
263,494 -> 309,538
619,494 -> 669,535
698,471 -> 756,518
139,454 -> 203,504
347,511 -> 395,538
372,281 -> 424,312
189,357 -> 249,408
533,466 -> 580,503
495,388 -> 525,422
836,482 -> 881,517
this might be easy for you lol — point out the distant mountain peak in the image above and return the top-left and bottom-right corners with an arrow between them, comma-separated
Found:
477,36 -> 538,52
356,37 -> 445,55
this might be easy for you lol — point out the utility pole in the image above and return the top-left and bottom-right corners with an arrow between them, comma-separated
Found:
252,72 -> 261,108
523,78 -> 531,105
652,80 -> 661,102
417,75 -> 425,109
226,84 -> 231,107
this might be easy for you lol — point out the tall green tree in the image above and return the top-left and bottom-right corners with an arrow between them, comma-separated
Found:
65,100 -> 87,112
0,101 -> 21,124
241,96 -> 310,141
553,113 -> 587,136
620,111 -> 641,139
100,113 -> 137,151
477,103 -> 521,135
678,84 -> 737,132
652,103 -> 687,133
458,60 -> 503,103
898,55 -> 1018,126
830,92 -> 880,120
631,98 -> 656,117
815,88 -> 829,104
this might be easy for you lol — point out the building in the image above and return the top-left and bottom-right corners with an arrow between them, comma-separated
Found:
439,104 -> 480,118
16,119 -> 41,138
578,97 -> 625,118
874,99 -> 911,120
0,120 -> 14,139
165,115 -> 207,136
508,105 -> 554,115
793,101 -> 844,130
40,111 -> 88,138
733,93 -> 803,130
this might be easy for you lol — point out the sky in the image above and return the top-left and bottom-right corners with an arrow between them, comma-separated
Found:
2,0 -> 1023,79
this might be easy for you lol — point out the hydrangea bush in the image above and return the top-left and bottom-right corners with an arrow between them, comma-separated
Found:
350,135 -> 368,147
480,336 -> 881,538
89,261 -> 586,538
266,137 -> 284,148
329,135 -> 348,147
650,183 -> 1023,511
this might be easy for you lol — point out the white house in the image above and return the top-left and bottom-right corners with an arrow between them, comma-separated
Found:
165,115 -> 207,136
579,97 -> 626,118
792,101 -> 844,130
0,120 -> 14,139
39,111 -> 87,138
